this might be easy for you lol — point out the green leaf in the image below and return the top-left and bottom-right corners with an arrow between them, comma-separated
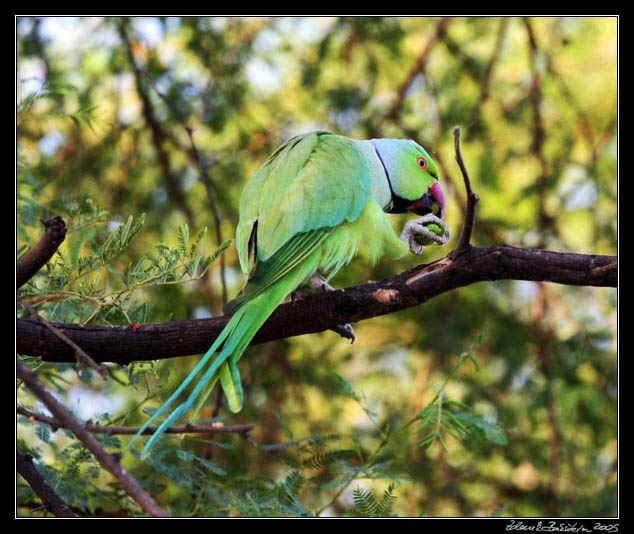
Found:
454,412 -> 508,446
178,224 -> 189,256
176,450 -> 194,462
194,456 -> 227,476
36,423 -> 51,443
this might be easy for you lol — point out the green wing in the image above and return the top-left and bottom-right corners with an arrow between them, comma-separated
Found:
224,227 -> 331,314
229,131 -> 372,311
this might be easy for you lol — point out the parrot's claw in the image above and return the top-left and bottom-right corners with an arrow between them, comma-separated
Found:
310,274 -> 357,344
333,323 -> 356,344
310,274 -> 336,293
400,214 -> 451,255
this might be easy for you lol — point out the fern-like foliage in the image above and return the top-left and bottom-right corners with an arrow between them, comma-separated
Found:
17,196 -> 231,327
412,335 -> 508,451
349,483 -> 398,517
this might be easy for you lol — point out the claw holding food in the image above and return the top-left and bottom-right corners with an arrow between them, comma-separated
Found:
400,214 -> 451,255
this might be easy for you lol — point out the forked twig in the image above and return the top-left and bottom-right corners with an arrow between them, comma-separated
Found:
450,126 -> 480,258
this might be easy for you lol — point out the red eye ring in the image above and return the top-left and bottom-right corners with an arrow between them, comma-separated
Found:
416,157 -> 428,171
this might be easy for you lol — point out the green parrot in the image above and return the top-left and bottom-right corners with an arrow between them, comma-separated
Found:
126,131 -> 449,457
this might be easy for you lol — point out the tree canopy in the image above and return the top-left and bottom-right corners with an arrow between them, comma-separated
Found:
17,16 -> 617,518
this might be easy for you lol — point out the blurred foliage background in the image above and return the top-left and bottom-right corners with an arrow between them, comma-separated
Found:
16,16 -> 617,517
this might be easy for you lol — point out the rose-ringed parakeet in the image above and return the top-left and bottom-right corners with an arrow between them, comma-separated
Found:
127,131 -> 449,457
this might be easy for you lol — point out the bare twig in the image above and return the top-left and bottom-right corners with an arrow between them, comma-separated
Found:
17,449 -> 76,517
122,28 -> 228,305
117,21 -> 194,228
18,406 -> 254,441
450,126 -> 479,257
183,126 -> 228,304
21,292 -> 79,305
17,216 -> 67,288
17,296 -> 109,381
16,358 -> 168,517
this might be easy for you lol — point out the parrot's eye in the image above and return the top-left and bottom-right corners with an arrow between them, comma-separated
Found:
416,156 -> 428,171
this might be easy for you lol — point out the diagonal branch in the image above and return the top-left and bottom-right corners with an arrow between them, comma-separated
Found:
117,20 -> 194,228
17,449 -> 76,517
140,72 -> 229,304
370,17 -> 450,138
16,358 -> 168,517
17,216 -> 67,288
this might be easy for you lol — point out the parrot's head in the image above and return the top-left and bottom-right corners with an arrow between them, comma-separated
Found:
371,138 -> 445,219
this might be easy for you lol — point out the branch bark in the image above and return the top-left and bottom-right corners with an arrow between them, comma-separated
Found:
17,407 -> 254,440
18,296 -> 109,380
16,358 -> 168,517
17,216 -> 67,288
17,245 -> 616,365
450,126 -> 479,257
17,449 -> 76,517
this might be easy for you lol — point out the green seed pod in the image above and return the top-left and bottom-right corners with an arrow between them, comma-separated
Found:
414,223 -> 446,247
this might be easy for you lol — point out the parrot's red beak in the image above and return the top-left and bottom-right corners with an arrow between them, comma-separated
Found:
409,182 -> 445,219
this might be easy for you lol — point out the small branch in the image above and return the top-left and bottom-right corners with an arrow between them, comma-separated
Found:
17,449 -> 76,517
184,125 -> 228,304
16,358 -> 168,517
450,126 -> 479,257
117,21 -> 195,228
17,296 -> 109,381
123,29 -> 227,306
18,407 -> 254,440
370,17 -> 450,137
467,17 -> 509,135
17,216 -> 67,288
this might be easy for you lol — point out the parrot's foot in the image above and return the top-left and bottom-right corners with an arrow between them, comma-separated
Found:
400,214 -> 451,255
331,323 -> 356,344
310,274 -> 356,344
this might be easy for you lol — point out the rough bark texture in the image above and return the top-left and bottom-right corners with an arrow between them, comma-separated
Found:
16,216 -> 67,289
17,245 -> 617,365
17,358 -> 168,517
16,449 -> 76,517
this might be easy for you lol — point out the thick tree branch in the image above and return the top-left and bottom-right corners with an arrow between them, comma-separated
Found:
17,449 -> 76,517
17,216 -> 67,288
16,126 -> 616,366
17,246 -> 616,365
18,296 -> 108,380
16,358 -> 168,517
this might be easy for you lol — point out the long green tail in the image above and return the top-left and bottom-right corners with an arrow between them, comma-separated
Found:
124,262 -> 315,459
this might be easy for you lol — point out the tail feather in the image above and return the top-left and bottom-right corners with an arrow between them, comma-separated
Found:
127,256 -> 318,458
122,307 -> 247,456
218,360 -> 243,413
